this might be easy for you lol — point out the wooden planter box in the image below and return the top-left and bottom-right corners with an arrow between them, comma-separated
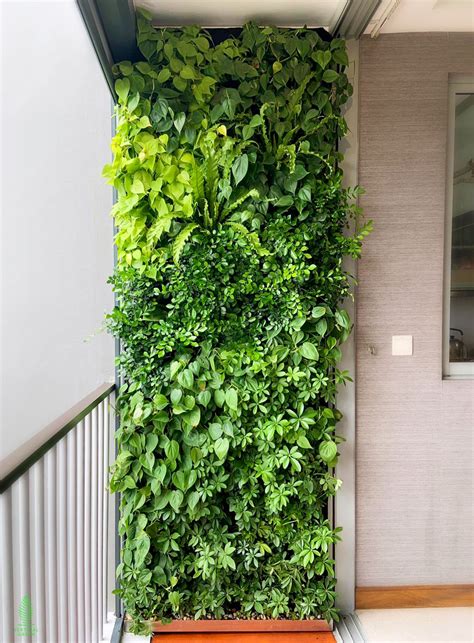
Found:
148,618 -> 332,633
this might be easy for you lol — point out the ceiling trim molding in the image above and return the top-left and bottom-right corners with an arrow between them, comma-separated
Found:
94,0 -> 140,62
76,0 -> 116,96
333,0 -> 382,38
76,0 -> 140,98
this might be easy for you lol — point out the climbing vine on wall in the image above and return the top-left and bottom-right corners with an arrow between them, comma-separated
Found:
106,9 -> 371,632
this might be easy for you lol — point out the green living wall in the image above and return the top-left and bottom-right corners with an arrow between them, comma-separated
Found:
106,10 -> 370,631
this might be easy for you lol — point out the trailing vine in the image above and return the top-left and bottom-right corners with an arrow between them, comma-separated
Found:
105,9 -> 371,633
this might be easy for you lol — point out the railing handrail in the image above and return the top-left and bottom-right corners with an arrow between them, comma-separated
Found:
0,382 -> 114,493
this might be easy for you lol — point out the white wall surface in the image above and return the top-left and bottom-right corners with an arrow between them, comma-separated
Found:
0,0 -> 114,460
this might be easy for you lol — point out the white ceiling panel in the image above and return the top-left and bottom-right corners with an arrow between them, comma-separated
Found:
366,0 -> 474,35
134,0 -> 349,29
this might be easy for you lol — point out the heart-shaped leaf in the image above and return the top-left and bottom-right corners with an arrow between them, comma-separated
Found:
232,154 -> 249,185
319,440 -> 338,463
214,437 -> 230,461
157,68 -> 171,83
225,388 -> 238,411
209,423 -> 223,440
169,490 -> 184,511
188,491 -> 200,510
300,342 -> 319,360
322,69 -> 339,83
174,112 -> 186,133
115,78 -> 130,103
312,50 -> 332,69
153,393 -> 168,410
312,306 -> 326,319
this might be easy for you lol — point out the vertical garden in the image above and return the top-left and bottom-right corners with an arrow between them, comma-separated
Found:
106,9 -> 370,631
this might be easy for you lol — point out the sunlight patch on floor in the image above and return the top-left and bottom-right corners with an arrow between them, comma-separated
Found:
357,607 -> 474,643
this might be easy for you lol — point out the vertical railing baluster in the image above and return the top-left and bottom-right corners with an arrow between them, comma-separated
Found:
57,437 -> 69,641
67,428 -> 78,642
19,473 -> 32,639
91,406 -> 99,642
84,413 -> 92,642
31,460 -> 46,643
76,419 -> 86,643
97,400 -> 105,636
11,481 -> 21,643
0,488 -> 14,642
103,398 -> 111,622
44,449 -> 58,643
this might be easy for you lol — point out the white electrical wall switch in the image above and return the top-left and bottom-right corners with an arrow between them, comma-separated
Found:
392,335 -> 413,356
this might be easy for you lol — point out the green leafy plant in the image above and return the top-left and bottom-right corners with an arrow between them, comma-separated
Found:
105,11 -> 371,634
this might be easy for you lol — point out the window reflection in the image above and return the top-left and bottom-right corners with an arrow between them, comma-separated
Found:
449,93 -> 474,363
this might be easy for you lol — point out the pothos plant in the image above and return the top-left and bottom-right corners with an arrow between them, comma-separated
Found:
105,9 -> 371,633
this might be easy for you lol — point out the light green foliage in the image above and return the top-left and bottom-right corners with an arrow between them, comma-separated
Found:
106,11 -> 371,633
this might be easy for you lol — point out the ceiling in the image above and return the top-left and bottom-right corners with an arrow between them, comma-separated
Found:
365,0 -> 474,35
134,0 -> 349,29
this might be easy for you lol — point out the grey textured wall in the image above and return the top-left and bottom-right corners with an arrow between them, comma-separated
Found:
357,33 -> 474,586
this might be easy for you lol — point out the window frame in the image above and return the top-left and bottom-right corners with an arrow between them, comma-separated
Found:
443,79 -> 474,379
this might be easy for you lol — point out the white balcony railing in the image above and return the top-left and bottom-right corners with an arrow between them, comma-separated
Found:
0,383 -> 115,643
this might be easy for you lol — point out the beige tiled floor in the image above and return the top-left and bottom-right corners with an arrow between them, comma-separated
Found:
357,608 -> 474,643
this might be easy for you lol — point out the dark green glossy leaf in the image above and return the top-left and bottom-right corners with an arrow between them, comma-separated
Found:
231,154 -> 249,185
322,69 -> 339,83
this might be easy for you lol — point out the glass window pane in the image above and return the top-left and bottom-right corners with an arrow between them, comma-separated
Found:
449,93 -> 474,365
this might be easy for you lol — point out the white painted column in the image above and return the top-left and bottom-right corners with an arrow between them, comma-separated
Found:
335,38 -> 359,614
